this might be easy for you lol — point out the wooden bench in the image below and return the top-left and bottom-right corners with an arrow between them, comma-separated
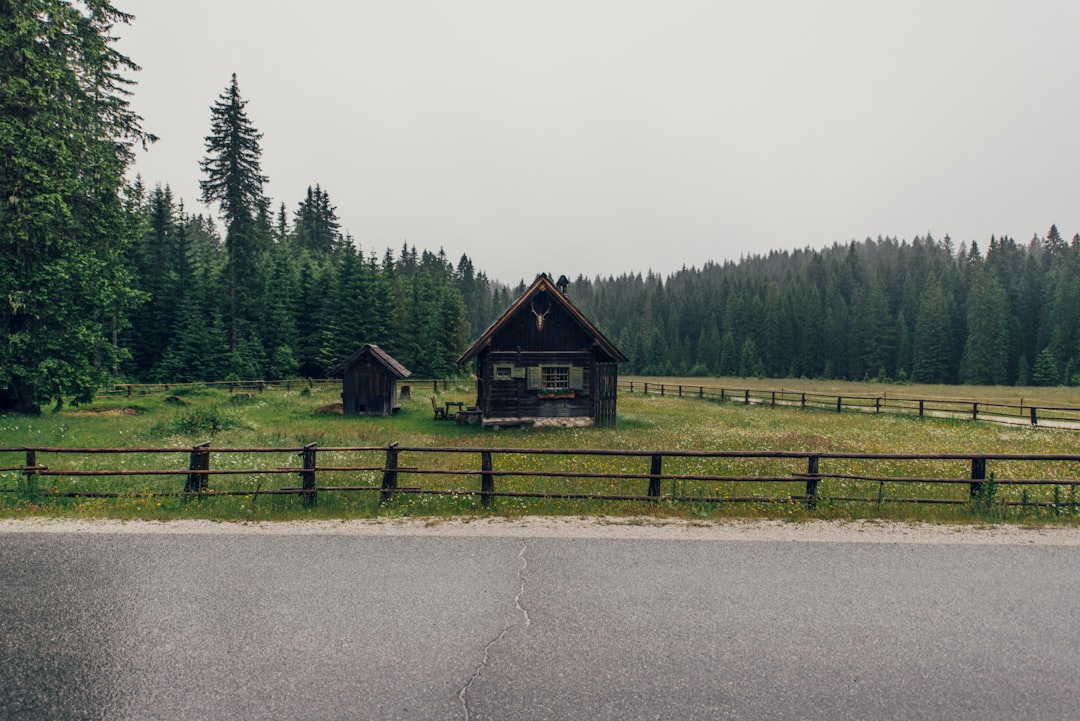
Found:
431,397 -> 447,420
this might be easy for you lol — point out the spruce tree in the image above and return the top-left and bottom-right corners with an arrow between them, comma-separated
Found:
1032,347 -> 1059,386
199,73 -> 268,362
959,268 -> 1008,385
1,1 -> 152,411
912,274 -> 954,384
293,184 -> 343,255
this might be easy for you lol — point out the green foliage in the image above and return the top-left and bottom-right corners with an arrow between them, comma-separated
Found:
960,268 -> 1009,385
161,404 -> 243,437
1032,347 -> 1060,386
0,1 -> 152,412
912,273 -> 953,383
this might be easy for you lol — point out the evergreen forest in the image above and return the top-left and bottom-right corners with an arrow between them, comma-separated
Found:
4,4 -> 1080,414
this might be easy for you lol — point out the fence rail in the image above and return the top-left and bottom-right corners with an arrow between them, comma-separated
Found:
96,378 -> 1080,430
95,378 -> 470,399
3,444 -> 1079,513
619,381 -> 1080,429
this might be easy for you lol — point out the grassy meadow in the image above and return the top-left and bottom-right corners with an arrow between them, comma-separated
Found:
1,377 -> 1079,524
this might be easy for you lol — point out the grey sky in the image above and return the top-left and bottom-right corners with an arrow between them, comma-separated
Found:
118,1 -> 1080,286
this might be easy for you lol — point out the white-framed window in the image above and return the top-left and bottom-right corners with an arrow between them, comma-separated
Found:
541,365 -> 570,390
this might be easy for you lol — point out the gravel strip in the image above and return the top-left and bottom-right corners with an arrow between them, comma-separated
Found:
2,516 -> 1079,545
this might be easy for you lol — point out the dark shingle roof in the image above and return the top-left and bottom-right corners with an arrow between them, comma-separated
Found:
456,273 -> 626,365
333,344 -> 412,378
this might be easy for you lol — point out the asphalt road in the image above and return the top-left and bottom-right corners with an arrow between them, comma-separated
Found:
1,524 -> 1078,720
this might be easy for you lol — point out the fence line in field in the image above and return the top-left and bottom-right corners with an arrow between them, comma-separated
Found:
3,444 -> 1079,513
96,378 -> 1080,429
619,381 -> 1080,429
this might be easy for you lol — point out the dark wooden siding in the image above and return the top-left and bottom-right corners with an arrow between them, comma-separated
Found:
488,292 -> 596,353
479,349 -> 594,419
342,356 -> 397,416
593,362 -> 619,428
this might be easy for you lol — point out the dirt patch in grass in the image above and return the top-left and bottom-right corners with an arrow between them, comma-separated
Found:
69,407 -> 141,417
314,403 -> 344,415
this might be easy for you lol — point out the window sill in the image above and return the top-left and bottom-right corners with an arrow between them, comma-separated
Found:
537,390 -> 575,399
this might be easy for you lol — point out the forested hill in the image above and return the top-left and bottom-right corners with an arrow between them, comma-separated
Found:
126,190 -> 1078,389
121,183 -> 511,383
567,229 -> 1080,387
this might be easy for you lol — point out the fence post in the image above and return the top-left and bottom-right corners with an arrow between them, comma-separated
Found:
919,400 -> 925,417
972,403 -> 978,421
185,442 -> 211,493
644,382 -> 649,395
630,381 -> 634,393
805,456 -> 820,508
771,391 -> 776,407
836,396 -> 842,413
649,454 -> 663,499
661,384 -> 665,397
699,386 -> 704,398
720,389 -> 726,402
970,457 -> 986,499
875,398 -> 881,414
481,451 -> 494,507
744,390 -> 750,405
801,393 -> 806,408
678,385 -> 682,398
22,449 -> 39,493
381,442 -> 400,503
1030,407 -> 1038,426
301,442 -> 317,507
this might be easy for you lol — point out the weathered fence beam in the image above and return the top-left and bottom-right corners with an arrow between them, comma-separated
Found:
481,451 -> 494,507
300,442 -> 317,507
184,442 -> 210,493
381,442 -> 400,502
805,456 -> 820,508
970,457 -> 987,499
649,454 -> 663,499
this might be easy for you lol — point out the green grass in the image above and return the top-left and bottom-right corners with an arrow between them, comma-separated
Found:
1,378 -> 1078,524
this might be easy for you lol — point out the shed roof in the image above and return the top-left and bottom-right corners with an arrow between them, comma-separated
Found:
334,344 -> 412,379
457,273 -> 627,364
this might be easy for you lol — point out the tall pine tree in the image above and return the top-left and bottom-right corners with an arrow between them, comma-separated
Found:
199,73 -> 268,368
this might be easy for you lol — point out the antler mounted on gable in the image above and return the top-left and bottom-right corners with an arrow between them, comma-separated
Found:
531,301 -> 552,331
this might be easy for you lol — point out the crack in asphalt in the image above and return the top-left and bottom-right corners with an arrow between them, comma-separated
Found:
459,540 -> 529,721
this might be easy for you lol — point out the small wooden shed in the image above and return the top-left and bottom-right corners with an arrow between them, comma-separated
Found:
334,344 -> 411,416
457,273 -> 626,428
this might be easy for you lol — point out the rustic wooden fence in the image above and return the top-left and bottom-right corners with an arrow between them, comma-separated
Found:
97,378 -> 1080,429
620,381 -> 1080,429
3,444 -> 1079,513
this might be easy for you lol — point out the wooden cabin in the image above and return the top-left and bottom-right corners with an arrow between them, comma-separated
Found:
457,273 -> 626,428
334,344 -> 411,416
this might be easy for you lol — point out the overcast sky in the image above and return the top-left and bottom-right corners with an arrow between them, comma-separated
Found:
117,1 -> 1080,286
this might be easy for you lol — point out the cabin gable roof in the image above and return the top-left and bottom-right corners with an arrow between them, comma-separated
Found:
334,344 -> 412,379
457,274 -> 627,365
